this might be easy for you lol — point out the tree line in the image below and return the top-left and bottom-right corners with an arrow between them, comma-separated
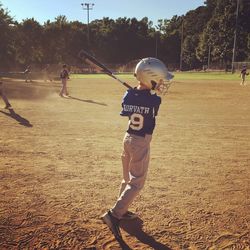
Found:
0,0 -> 250,71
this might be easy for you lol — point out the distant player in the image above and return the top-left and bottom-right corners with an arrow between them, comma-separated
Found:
59,64 -> 69,97
0,81 -> 12,109
24,65 -> 32,83
240,65 -> 249,86
101,58 -> 174,240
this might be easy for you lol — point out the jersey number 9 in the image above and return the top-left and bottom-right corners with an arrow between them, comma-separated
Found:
129,113 -> 144,131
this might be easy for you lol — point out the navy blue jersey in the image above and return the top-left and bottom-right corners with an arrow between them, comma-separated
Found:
60,69 -> 69,79
120,88 -> 161,137
241,68 -> 247,75
24,68 -> 30,74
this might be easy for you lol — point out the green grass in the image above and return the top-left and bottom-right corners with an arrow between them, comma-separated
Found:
71,71 -> 241,81
70,73 -> 135,79
173,71 -> 240,81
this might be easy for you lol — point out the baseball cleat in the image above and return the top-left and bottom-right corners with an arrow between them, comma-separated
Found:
101,210 -> 122,240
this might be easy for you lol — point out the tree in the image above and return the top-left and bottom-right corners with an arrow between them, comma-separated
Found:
90,17 -> 154,63
16,18 -> 43,66
1,0 -> 250,70
157,16 -> 183,68
197,0 -> 250,68
0,3 -> 16,70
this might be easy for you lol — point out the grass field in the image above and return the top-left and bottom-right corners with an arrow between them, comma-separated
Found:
71,71 -> 241,81
0,72 -> 249,249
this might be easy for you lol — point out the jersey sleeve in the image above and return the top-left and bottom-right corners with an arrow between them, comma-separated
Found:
120,90 -> 130,116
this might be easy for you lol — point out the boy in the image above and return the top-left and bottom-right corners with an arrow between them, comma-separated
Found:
240,65 -> 249,85
59,64 -> 69,97
101,57 -> 174,240
24,65 -> 32,83
0,81 -> 12,109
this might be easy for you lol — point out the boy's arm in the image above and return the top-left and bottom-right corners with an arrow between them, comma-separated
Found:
154,97 -> 162,116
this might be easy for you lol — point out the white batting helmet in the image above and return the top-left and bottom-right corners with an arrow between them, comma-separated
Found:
134,57 -> 174,95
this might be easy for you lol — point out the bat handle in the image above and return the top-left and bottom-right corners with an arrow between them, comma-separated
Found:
123,82 -> 133,89
114,76 -> 132,89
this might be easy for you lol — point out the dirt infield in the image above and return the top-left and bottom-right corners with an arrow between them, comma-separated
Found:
0,76 -> 249,250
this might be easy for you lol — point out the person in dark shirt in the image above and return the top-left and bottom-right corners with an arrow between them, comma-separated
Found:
24,65 -> 32,83
59,64 -> 69,97
240,65 -> 248,86
101,57 -> 174,240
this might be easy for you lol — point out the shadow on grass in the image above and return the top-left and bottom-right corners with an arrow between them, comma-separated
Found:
67,95 -> 107,106
0,108 -> 33,127
120,217 -> 172,250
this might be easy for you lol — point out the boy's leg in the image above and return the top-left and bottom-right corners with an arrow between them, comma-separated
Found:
60,79 -> 66,96
240,74 -> 243,85
63,80 -> 69,95
1,92 -> 11,108
65,81 -> 69,96
29,73 -> 32,82
111,134 -> 151,219
119,134 -> 131,196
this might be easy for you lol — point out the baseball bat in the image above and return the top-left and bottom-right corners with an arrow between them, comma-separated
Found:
78,50 -> 133,89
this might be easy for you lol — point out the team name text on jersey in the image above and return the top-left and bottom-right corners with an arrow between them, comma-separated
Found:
123,104 -> 150,114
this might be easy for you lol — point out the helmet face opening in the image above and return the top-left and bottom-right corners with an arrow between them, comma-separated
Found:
134,57 -> 174,95
155,80 -> 172,95
151,80 -> 157,90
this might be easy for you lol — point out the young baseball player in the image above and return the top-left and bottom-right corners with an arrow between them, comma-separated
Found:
240,65 -> 249,85
101,58 -> 174,240
0,81 -> 12,109
59,64 -> 69,97
24,65 -> 32,83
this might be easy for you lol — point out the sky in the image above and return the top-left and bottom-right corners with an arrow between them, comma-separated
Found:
1,0 -> 205,26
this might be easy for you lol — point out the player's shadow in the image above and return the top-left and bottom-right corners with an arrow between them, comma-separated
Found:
120,217 -> 172,250
116,237 -> 133,250
0,108 -> 33,127
67,95 -> 107,106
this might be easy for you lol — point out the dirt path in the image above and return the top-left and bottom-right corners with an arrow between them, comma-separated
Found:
0,77 -> 249,249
